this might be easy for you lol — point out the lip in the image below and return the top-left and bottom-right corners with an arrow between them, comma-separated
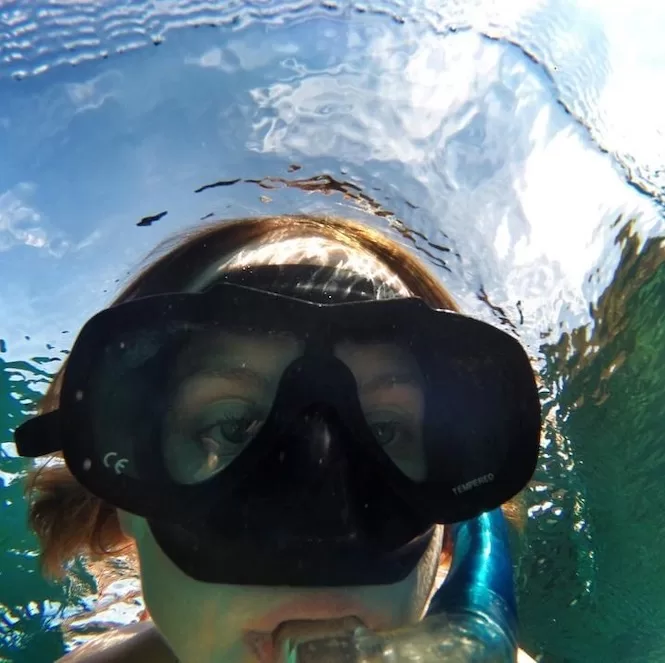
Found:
244,631 -> 276,663
243,595 -> 384,663
247,594 -> 374,633
272,616 -> 365,654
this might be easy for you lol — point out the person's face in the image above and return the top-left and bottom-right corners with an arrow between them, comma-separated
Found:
119,330 -> 441,663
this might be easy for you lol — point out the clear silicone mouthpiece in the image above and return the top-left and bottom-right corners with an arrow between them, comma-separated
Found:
281,611 -> 515,663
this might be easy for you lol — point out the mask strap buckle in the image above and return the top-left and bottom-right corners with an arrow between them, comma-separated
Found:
15,410 -> 62,457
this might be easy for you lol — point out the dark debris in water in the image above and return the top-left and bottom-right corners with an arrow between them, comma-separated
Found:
516,300 -> 525,325
194,179 -> 241,193
191,172 -> 454,273
136,210 -> 168,227
477,286 -> 518,332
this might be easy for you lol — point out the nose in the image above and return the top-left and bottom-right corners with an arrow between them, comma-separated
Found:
269,406 -> 356,536
281,406 -> 345,482
268,354 -> 361,487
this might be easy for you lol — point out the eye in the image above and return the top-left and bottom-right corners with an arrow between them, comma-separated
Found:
367,412 -> 417,449
182,415 -> 263,481
166,405 -> 267,484
369,421 -> 401,447
197,414 -> 264,449
193,415 -> 263,477
366,413 -> 426,482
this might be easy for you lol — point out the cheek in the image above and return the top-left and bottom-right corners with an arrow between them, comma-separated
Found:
132,526 -> 293,662
133,527 -> 241,660
347,530 -> 444,629
116,509 -> 137,539
411,525 -> 445,621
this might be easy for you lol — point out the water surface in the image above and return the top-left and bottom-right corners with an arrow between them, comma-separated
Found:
1,2 -> 664,661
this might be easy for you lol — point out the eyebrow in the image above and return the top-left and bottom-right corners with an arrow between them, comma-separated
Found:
358,370 -> 421,394
178,361 -> 271,392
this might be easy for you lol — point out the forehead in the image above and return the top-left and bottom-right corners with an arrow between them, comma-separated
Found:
174,330 -> 420,376
174,330 -> 301,372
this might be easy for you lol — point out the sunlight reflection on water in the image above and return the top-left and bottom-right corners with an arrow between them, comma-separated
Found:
0,2 -> 664,662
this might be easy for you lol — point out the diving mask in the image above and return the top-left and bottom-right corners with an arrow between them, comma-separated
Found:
15,265 -> 540,588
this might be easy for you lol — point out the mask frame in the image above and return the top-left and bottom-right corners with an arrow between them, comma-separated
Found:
15,280 -> 540,527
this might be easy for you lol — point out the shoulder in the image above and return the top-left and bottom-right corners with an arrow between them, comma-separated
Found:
56,622 -> 178,663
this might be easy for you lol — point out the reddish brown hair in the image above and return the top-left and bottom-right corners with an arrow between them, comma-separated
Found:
25,214 -> 525,578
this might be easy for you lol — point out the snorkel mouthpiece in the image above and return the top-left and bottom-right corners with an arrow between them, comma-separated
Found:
285,615 -> 513,663
283,510 -> 517,663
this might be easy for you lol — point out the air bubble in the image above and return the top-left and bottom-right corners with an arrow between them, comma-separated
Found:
83,459 -> 92,471
75,390 -> 84,401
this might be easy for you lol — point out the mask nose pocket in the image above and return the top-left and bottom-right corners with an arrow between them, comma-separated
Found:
240,405 -> 359,540
278,406 -> 346,479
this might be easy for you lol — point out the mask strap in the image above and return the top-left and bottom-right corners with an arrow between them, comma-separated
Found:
14,410 -> 61,457
186,235 -> 411,297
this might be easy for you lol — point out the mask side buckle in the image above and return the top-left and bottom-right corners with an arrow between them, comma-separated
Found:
14,410 -> 62,457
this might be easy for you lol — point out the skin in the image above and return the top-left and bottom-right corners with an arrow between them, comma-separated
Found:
57,331 -> 538,663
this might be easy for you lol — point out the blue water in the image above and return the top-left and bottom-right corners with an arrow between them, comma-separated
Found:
1,1 -> 664,661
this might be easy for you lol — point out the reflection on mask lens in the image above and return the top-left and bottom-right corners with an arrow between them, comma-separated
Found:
157,330 -> 427,485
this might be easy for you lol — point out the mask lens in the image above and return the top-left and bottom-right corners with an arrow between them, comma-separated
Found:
159,327 -> 304,484
88,323 -> 305,484
335,340 -> 427,482
74,287 -> 537,511
88,323 -> 430,485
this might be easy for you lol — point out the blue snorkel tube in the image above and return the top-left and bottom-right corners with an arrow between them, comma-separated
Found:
423,508 -> 518,661
285,508 -> 518,663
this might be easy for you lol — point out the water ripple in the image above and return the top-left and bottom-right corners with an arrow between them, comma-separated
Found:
0,3 -> 664,662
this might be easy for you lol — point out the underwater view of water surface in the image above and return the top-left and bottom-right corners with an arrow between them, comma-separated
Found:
1,1 -> 664,661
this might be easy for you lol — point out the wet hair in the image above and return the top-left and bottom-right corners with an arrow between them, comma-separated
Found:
24,214 -> 526,578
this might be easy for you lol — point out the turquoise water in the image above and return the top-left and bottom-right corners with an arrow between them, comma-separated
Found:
1,2 -> 664,661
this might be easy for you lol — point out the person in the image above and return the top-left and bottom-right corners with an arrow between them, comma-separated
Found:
15,215 -> 541,663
